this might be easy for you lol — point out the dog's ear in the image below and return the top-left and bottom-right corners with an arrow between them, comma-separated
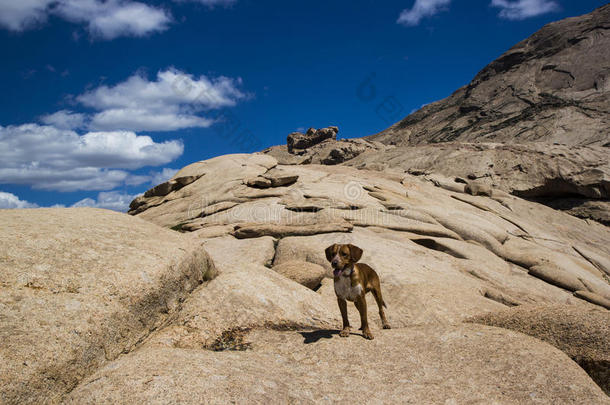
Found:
325,244 -> 337,262
348,244 -> 363,262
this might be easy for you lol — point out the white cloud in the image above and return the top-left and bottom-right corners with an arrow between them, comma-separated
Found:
0,0 -> 54,31
174,0 -> 236,6
89,109 -> 213,132
40,109 -> 87,130
491,0 -> 559,20
397,0 -> 451,26
72,190 -> 140,212
0,124 -> 183,191
0,191 -> 39,209
0,0 -> 171,39
78,68 -> 246,132
55,0 -> 171,39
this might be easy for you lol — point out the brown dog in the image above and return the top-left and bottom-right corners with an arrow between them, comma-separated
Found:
325,244 -> 390,339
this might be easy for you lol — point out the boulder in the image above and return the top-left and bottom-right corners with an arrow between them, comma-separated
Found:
464,180 -> 493,197
0,208 -> 216,404
124,153 -> 610,398
264,138 -> 392,166
287,126 -> 338,152
65,325 -> 609,404
272,260 -> 327,289
469,304 -> 610,395
266,174 -> 299,187
246,176 -> 272,188
141,236 -> 338,349
574,290 -> 610,310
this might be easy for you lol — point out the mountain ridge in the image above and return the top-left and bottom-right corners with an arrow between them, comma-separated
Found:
367,4 -> 609,147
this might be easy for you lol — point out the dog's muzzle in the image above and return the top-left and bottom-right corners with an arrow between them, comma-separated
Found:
331,258 -> 343,277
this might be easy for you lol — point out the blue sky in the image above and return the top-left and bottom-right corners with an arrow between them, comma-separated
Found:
0,0 -> 606,210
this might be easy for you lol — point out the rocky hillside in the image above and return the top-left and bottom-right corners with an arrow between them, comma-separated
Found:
369,5 -> 609,147
5,153 -> 610,403
2,6 -> 609,405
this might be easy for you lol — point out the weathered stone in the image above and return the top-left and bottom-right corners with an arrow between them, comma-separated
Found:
65,325 -> 609,404
0,208 -> 216,404
190,224 -> 234,239
232,221 -> 353,239
272,260 -> 327,289
266,174 -> 299,187
574,290 -> 610,310
465,180 -> 493,197
528,263 -> 587,292
140,236 -> 337,350
287,126 -> 338,152
246,176 -> 272,188
199,201 -> 239,218
469,304 -> 610,395
144,179 -> 176,197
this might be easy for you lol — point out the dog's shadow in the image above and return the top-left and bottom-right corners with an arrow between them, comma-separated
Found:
299,329 -> 339,344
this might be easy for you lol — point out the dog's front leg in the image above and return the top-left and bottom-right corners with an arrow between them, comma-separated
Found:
337,297 -> 350,337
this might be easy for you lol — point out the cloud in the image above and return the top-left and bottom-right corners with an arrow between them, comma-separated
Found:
174,0 -> 236,6
72,190 -> 140,212
0,188 -> 138,211
40,109 -> 87,130
55,0 -> 172,39
0,123 -> 183,191
0,0 -> 55,31
88,109 -> 213,132
0,0 -> 171,39
397,0 -> 451,26
491,0 -> 560,20
77,68 -> 246,132
0,191 -> 39,209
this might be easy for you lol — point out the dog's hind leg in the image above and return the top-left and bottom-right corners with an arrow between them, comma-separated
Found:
371,282 -> 391,329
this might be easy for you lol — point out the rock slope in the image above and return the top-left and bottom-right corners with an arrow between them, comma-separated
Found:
344,142 -> 610,224
369,5 -> 610,147
116,153 -> 610,402
0,208 -> 216,404
3,153 -> 610,403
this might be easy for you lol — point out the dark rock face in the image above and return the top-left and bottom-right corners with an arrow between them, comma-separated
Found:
129,175 -> 202,215
368,5 -> 609,147
287,126 -> 338,152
